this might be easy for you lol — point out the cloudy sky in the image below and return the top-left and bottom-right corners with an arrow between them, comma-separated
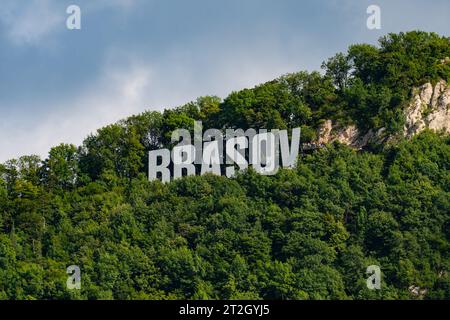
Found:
0,0 -> 449,162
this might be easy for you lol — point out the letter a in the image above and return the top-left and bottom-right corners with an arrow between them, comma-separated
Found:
66,265 -> 81,290
66,5 -> 81,30
366,5 -> 381,30
366,265 -> 381,290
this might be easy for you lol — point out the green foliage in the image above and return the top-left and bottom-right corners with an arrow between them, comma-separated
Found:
1,131 -> 448,300
41,144 -> 79,190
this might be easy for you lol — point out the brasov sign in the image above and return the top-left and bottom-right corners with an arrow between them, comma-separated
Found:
149,121 -> 301,182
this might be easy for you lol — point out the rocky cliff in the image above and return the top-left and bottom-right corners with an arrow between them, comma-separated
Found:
315,80 -> 450,148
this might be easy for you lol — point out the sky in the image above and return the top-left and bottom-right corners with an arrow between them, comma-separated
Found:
0,0 -> 449,162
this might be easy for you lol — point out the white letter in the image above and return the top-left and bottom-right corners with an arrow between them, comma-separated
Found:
66,265 -> 81,290
366,5 -> 381,30
203,129 -> 224,164
148,149 -> 171,183
252,132 -> 277,175
172,145 -> 196,179
366,265 -> 381,290
201,141 -> 221,176
66,5 -> 81,30
194,121 -> 203,164
226,136 -> 248,177
171,128 -> 191,146
278,127 -> 301,168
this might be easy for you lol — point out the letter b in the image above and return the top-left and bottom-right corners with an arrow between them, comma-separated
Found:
149,149 -> 171,183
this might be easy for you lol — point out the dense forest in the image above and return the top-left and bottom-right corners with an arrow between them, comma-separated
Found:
0,31 -> 449,299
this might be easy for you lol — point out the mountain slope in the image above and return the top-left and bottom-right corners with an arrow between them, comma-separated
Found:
316,79 -> 450,148
0,31 -> 449,300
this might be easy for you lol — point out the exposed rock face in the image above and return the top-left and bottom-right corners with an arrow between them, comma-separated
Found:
404,80 -> 450,137
316,120 -> 353,145
334,125 -> 360,146
314,80 -> 450,149
316,120 -> 381,149
408,285 -> 428,298
317,120 -> 333,145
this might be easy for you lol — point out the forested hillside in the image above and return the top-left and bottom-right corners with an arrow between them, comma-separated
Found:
0,31 -> 449,299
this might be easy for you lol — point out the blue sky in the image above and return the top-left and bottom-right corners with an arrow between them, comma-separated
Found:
0,0 -> 449,162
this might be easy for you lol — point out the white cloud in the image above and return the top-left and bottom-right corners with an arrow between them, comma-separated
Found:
0,61 -> 152,162
0,38 -> 307,163
1,0 -> 450,164
89,0 -> 141,10
0,0 -> 141,46
0,0 -> 64,46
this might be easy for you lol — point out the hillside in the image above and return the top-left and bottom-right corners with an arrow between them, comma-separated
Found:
0,31 -> 449,300
315,79 -> 450,148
